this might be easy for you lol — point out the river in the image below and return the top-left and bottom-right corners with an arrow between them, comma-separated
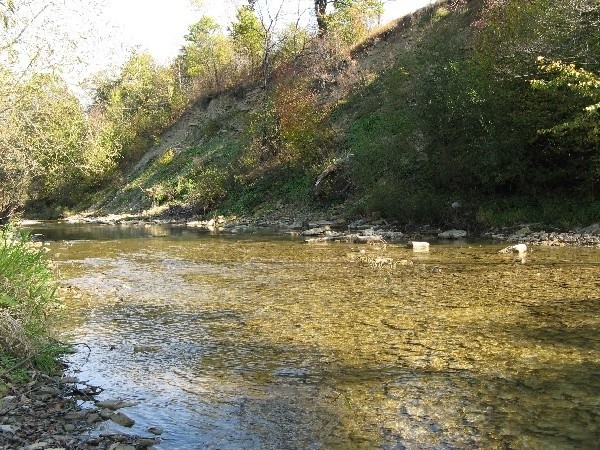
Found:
28,222 -> 600,449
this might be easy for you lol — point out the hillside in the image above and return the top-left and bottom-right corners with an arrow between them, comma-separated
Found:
89,0 -> 600,230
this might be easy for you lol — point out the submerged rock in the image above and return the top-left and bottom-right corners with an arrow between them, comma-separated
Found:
96,399 -> 140,410
147,426 -> 164,435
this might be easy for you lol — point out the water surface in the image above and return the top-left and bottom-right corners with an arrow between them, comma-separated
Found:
32,223 -> 600,449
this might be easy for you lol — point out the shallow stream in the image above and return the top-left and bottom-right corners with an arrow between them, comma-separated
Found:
29,223 -> 600,449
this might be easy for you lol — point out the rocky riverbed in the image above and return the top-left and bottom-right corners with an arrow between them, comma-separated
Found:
0,371 -> 159,450
51,214 -> 600,247
8,215 -> 598,449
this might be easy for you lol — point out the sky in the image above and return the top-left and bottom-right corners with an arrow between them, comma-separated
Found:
2,0 -> 434,100
101,0 -> 435,65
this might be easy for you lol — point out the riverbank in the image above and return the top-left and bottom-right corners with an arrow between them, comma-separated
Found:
0,227 -> 157,449
0,370 -> 158,449
35,212 -> 600,247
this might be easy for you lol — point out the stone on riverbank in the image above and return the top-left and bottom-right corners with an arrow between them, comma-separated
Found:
438,229 -> 467,239
0,372 -> 156,449
110,411 -> 136,427
499,244 -> 527,254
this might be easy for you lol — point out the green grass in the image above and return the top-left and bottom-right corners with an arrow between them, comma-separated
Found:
222,166 -> 315,216
475,197 -> 600,229
0,226 -> 63,380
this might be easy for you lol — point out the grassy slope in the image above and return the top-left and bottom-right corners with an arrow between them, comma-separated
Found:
95,0 -> 599,229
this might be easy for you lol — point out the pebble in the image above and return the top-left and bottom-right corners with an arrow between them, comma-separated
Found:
147,426 -> 164,435
0,373 -> 156,449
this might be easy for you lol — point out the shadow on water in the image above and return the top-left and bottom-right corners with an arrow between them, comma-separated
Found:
38,223 -> 600,449
24,222 -> 298,243
459,296 -> 600,449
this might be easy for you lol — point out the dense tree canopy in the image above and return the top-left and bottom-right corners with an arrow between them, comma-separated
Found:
314,0 -> 383,39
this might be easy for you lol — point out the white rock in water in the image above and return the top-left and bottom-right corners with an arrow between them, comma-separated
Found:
512,243 -> 528,253
408,241 -> 430,252
499,243 -> 528,254
438,229 -> 467,239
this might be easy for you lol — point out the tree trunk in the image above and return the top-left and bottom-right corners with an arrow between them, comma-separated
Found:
315,0 -> 328,36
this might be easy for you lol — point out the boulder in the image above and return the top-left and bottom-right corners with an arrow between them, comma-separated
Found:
378,231 -> 404,241
301,226 -> 331,236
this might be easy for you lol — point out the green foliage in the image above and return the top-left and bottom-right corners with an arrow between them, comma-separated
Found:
183,16 -> 234,89
531,58 -> 600,143
92,53 -> 188,167
183,166 -> 230,212
227,166 -> 314,214
242,74 -> 331,181
273,76 -> 332,166
112,133 -> 244,215
230,6 -> 265,73
276,23 -> 310,63
327,0 -> 384,45
475,196 -> 600,229
332,0 -> 599,224
0,71 -> 112,215
0,227 -> 58,362
471,0 -> 600,198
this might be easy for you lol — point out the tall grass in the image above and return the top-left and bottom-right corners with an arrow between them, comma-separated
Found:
0,226 -> 60,375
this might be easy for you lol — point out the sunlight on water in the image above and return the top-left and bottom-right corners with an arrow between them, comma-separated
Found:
32,223 -> 600,449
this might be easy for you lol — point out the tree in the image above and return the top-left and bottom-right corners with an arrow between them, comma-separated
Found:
182,16 -> 234,90
472,0 -> 600,197
0,72 -> 95,212
230,5 -> 266,76
314,0 -> 383,40
0,1 -> 15,29
315,0 -> 328,36
276,22 -> 311,64
0,0 -> 117,218
91,52 -> 188,165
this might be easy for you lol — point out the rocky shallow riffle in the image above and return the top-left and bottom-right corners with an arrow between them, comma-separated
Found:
52,215 -> 600,247
0,371 -> 160,450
